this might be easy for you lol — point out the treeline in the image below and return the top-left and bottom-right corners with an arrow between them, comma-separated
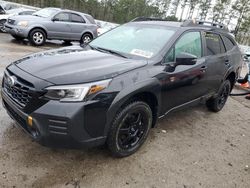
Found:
7,0 -> 166,23
7,0 -> 250,44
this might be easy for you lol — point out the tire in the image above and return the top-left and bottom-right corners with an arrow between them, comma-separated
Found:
11,34 -> 24,41
0,19 -> 6,32
80,33 -> 93,45
107,101 -> 152,157
29,29 -> 46,46
206,80 -> 231,112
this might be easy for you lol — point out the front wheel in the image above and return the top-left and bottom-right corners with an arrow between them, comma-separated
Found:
80,33 -> 93,45
0,19 -> 6,32
107,101 -> 152,157
206,80 -> 231,112
29,29 -> 46,46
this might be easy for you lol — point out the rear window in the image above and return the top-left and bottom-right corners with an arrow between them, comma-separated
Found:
222,35 -> 235,51
205,33 -> 225,55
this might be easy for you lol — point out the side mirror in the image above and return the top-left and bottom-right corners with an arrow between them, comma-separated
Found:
176,52 -> 197,66
52,18 -> 59,22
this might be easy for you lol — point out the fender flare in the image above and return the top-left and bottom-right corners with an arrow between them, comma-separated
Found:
103,78 -> 162,136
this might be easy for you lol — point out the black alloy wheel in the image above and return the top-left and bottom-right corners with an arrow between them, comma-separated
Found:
107,101 -> 152,157
206,79 -> 231,112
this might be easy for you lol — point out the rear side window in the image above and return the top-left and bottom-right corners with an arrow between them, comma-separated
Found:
84,15 -> 96,24
54,13 -> 70,22
71,13 -> 85,23
222,35 -> 235,51
205,33 -> 225,55
165,31 -> 202,63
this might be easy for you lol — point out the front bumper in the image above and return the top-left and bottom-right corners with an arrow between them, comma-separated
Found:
2,90 -> 109,148
4,23 -> 29,38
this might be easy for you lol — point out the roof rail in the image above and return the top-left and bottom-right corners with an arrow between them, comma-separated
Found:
131,17 -> 166,22
182,19 -> 229,31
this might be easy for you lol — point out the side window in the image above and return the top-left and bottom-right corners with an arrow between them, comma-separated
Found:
71,13 -> 85,23
222,35 -> 235,51
165,32 -> 202,63
205,33 -> 226,55
85,15 -> 96,24
54,13 -> 70,22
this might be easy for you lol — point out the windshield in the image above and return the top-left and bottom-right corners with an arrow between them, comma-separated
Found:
33,8 -> 58,18
90,24 -> 175,58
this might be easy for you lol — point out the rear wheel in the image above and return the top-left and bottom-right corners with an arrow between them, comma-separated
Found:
80,33 -> 93,45
107,101 -> 152,157
206,80 -> 231,112
29,29 -> 46,46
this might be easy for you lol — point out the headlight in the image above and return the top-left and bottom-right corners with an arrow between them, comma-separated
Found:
44,79 -> 112,102
17,21 -> 28,27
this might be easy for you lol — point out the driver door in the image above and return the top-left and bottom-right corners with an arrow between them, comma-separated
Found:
159,31 -> 209,113
46,12 -> 72,39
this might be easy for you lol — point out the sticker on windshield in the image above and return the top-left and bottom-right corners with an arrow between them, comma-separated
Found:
130,49 -> 153,58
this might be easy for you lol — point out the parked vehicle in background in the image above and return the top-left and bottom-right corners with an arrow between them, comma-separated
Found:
96,20 -> 119,35
0,1 -> 19,14
0,8 -> 35,32
4,7 -> 98,46
1,19 -> 243,157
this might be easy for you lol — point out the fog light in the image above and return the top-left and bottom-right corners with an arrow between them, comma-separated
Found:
27,116 -> 33,127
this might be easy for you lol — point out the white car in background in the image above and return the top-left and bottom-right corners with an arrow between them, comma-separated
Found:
96,20 -> 119,35
0,1 -> 36,32
239,45 -> 250,77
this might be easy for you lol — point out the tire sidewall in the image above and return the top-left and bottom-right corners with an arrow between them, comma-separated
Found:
80,33 -> 93,45
29,29 -> 46,46
215,80 -> 231,111
108,102 -> 152,157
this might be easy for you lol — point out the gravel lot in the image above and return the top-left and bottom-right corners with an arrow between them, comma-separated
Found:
0,33 -> 250,188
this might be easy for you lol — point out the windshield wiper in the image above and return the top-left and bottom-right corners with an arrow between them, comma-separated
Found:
89,45 -> 128,59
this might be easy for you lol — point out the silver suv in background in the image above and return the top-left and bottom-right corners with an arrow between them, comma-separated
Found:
4,7 -> 98,46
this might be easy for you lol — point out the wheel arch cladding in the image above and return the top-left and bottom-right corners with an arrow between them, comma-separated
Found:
29,27 -> 47,38
82,31 -> 93,38
105,79 -> 161,136
119,91 -> 159,128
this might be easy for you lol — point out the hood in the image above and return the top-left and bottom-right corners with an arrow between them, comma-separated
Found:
10,15 -> 46,22
14,46 -> 147,85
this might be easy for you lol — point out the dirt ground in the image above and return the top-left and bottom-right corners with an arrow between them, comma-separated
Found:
0,33 -> 250,188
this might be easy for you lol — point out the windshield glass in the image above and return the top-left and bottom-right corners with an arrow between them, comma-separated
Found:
90,24 -> 175,58
33,8 -> 58,18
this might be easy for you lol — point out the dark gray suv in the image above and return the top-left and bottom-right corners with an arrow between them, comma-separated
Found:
1,19 -> 243,157
4,7 -> 98,45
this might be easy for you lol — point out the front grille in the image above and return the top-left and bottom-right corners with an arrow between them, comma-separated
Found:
3,100 -> 27,130
3,71 -> 34,107
7,19 -> 15,25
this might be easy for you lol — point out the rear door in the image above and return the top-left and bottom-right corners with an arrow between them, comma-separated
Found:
68,13 -> 87,40
203,32 -> 229,92
47,12 -> 71,39
160,31 -> 209,113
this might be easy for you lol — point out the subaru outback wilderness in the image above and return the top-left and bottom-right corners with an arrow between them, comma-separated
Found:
2,19 -> 242,157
